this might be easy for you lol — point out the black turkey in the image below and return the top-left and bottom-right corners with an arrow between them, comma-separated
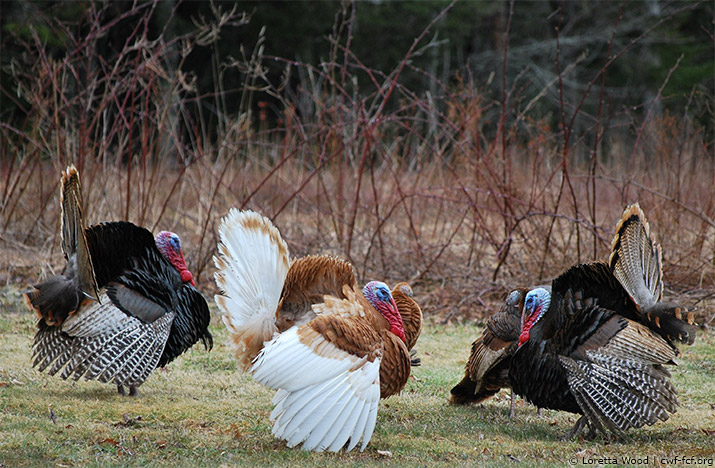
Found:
26,165 -> 213,396
509,204 -> 697,438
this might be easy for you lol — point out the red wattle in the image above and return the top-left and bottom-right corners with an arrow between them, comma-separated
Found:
390,323 -> 406,342
518,329 -> 529,347
181,269 -> 195,285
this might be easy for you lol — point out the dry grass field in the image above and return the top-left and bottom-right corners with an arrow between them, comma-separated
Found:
1,291 -> 713,468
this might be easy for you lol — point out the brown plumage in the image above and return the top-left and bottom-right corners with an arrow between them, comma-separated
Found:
276,255 -> 359,332
449,287 -> 528,411
213,209 -> 422,451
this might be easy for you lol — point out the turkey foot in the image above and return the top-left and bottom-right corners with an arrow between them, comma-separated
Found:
117,385 -> 140,397
409,349 -> 421,366
508,389 -> 515,419
560,416 -> 588,440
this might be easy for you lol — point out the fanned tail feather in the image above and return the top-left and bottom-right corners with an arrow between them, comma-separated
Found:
610,203 -> 697,345
641,303 -> 698,345
60,165 -> 99,303
609,203 -> 663,308
214,209 -> 290,370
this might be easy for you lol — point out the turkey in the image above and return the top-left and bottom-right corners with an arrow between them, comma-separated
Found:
213,209 -> 422,452
448,287 -> 529,416
509,203 -> 697,438
393,281 -> 423,366
27,165 -> 213,396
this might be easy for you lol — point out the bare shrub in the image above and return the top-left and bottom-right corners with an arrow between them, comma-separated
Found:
1,1 -> 712,324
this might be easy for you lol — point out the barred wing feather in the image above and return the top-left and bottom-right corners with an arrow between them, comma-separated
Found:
32,292 -> 173,388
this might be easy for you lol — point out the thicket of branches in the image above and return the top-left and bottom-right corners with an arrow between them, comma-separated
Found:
1,1 -> 712,323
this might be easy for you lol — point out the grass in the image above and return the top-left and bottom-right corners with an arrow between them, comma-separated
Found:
0,5 -> 713,465
1,288 -> 713,468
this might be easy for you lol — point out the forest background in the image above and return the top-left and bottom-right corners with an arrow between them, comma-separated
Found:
1,0 -> 713,324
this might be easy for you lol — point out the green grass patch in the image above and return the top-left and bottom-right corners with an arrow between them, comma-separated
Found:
1,304 -> 713,467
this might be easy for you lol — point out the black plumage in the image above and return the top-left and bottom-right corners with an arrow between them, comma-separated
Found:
510,289 -> 679,438
507,204 -> 696,438
27,165 -> 212,395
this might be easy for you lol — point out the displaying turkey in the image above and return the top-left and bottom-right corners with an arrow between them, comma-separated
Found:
213,209 -> 422,452
448,287 -> 529,416
509,203 -> 697,438
27,165 -> 213,396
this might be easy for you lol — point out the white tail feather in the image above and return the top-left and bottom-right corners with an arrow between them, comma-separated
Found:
214,209 -> 290,370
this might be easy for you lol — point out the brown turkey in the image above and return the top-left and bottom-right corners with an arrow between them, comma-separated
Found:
213,209 -> 422,452
510,204 -> 697,438
27,166 -> 212,396
448,287 -> 529,416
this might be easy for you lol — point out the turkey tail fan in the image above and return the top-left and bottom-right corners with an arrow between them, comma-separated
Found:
60,165 -> 99,303
214,209 -> 290,370
25,166 -> 100,325
609,203 -> 663,309
610,203 -> 697,345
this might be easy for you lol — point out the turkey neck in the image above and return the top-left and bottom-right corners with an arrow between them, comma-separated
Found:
370,300 -> 405,342
385,310 -> 406,342
525,293 -> 569,344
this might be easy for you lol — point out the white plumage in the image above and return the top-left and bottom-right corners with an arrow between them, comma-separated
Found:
254,327 -> 381,452
213,209 -> 418,452
214,209 -> 290,369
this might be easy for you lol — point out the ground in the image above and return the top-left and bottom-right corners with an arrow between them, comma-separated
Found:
1,285 -> 713,467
